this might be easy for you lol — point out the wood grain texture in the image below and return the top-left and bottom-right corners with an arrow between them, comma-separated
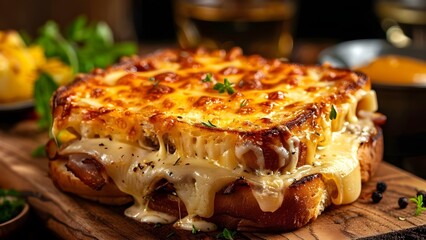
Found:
0,122 -> 425,240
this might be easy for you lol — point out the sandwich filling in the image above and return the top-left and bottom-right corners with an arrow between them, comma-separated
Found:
51,48 -> 380,231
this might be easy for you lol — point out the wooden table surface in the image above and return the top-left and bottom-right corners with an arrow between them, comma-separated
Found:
0,119 -> 425,239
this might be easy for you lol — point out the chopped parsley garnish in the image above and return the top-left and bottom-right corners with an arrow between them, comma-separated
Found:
213,78 -> 235,95
216,228 -> 236,240
330,104 -> 337,120
0,189 -> 25,223
410,194 -> 426,216
202,73 -> 213,82
240,99 -> 248,108
201,120 -> 217,128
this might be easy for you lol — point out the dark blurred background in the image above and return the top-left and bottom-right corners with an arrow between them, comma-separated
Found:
0,0 -> 386,62
133,0 -> 385,42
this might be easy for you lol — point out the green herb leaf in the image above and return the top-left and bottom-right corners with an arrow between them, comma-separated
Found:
410,194 -> 426,216
0,189 -> 21,197
31,145 -> 46,158
330,104 -> 337,120
149,77 -> 159,86
202,73 -> 213,82
216,228 -> 236,240
36,20 -> 79,73
191,225 -> 199,234
213,78 -> 235,95
65,15 -> 87,42
34,73 -> 59,130
240,99 -> 248,108
201,120 -> 217,128
34,16 -> 137,74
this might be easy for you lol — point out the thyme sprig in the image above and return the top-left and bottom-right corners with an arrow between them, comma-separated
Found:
202,73 -> 235,95
201,120 -> 217,128
213,78 -> 235,95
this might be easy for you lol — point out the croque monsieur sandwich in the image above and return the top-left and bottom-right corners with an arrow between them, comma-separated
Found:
46,47 -> 385,232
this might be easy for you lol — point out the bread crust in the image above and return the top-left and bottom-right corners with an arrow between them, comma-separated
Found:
48,125 -> 383,231
49,160 -> 132,205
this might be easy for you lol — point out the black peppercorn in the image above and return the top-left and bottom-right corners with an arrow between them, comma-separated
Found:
376,181 -> 387,193
372,191 -> 383,203
398,197 -> 409,209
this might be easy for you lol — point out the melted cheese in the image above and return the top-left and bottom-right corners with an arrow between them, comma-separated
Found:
59,119 -> 372,230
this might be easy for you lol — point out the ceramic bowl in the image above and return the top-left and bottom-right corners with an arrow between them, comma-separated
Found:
0,203 -> 30,238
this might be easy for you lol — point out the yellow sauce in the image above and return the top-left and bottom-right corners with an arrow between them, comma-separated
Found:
355,55 -> 426,86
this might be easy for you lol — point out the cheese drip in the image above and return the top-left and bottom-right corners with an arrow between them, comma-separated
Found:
59,118 -> 373,231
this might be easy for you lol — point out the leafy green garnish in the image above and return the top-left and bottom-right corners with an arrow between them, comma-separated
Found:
201,120 -> 217,128
410,194 -> 426,216
35,21 -> 79,73
213,78 -> 235,95
216,228 -> 236,240
0,189 -> 25,223
33,15 -> 137,74
330,104 -> 337,120
34,73 -> 59,130
30,16 -> 138,155
202,73 -> 213,82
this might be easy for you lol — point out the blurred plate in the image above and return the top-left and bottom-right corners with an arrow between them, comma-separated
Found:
0,99 -> 33,112
318,39 -> 426,87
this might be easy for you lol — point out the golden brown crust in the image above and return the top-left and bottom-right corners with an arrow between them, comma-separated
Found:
359,126 -> 384,183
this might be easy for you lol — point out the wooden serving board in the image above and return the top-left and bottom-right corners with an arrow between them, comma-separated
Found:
0,121 -> 425,239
